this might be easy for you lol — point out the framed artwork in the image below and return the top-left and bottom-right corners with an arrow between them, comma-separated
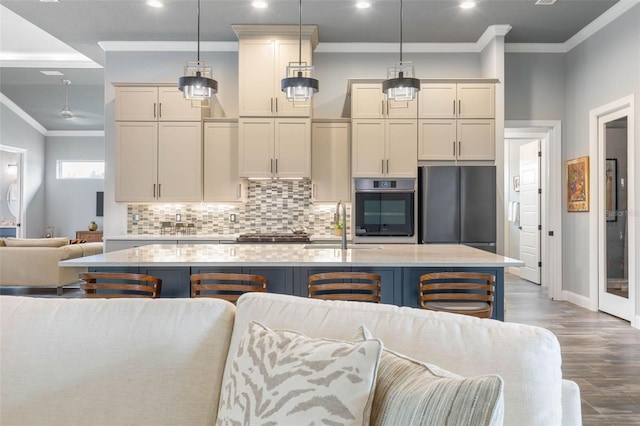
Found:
605,159 -> 617,222
567,156 -> 589,212
513,176 -> 520,192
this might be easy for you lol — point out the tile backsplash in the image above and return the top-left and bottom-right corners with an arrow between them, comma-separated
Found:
127,180 -> 350,237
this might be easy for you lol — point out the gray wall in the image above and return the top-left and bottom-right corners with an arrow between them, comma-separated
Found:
504,53 -> 565,121
563,4 -> 640,298
45,135 -> 104,239
0,104 -> 46,238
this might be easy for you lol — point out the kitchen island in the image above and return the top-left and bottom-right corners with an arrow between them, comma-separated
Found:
60,243 -> 523,320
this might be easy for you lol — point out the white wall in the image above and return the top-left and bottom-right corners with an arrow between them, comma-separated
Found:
563,4 -> 640,299
0,103 -> 46,237
45,135 -> 105,239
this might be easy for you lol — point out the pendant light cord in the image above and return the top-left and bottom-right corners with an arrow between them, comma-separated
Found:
399,0 -> 403,62
197,0 -> 201,62
298,0 -> 302,65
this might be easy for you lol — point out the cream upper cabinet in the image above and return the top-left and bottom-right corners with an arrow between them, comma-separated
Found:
115,86 -> 206,121
115,121 -> 202,202
203,121 -> 244,202
419,82 -> 494,119
238,38 -> 312,117
238,118 -> 311,179
419,119 -> 494,161
352,119 -> 417,178
351,83 -> 417,119
311,122 -> 351,202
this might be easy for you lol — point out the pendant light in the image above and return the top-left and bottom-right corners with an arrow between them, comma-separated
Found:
281,0 -> 318,102
382,0 -> 420,101
59,79 -> 74,119
178,0 -> 218,103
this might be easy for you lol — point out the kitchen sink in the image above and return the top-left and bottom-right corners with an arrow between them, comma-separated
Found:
303,244 -> 382,250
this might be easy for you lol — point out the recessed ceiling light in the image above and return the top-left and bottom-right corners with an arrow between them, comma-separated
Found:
40,70 -> 64,76
39,0 -> 60,3
252,1 -> 269,8
356,1 -> 371,9
146,0 -> 164,8
460,1 -> 476,9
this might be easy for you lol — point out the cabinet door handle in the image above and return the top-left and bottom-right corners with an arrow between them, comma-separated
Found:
275,98 -> 278,113
458,141 -> 461,157
270,159 -> 274,173
275,159 -> 278,173
154,103 -> 157,118
381,159 -> 385,174
159,103 -> 162,118
381,100 -> 385,116
386,159 -> 389,174
158,183 -> 161,198
237,183 -> 241,199
453,141 -> 456,156
270,98 -> 274,113
386,100 -> 389,116
453,100 -> 456,115
153,184 -> 156,198
458,100 -> 461,116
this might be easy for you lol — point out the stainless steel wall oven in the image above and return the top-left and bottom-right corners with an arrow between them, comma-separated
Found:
353,178 -> 415,242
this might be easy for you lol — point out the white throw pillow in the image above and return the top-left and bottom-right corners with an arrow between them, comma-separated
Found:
355,326 -> 504,426
216,321 -> 383,426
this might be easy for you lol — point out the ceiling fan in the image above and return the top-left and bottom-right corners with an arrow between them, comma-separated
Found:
59,79 -> 74,119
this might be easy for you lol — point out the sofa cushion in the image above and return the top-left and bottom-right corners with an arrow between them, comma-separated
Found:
217,321 -> 382,426
231,292 -> 563,426
4,237 -> 69,247
354,326 -> 504,426
1,296 -> 236,425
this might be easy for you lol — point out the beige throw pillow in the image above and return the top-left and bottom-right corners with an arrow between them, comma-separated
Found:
355,326 -> 504,426
4,237 -> 69,248
216,321 -> 383,426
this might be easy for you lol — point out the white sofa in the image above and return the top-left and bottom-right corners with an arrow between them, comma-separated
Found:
0,293 -> 582,425
0,237 -> 103,291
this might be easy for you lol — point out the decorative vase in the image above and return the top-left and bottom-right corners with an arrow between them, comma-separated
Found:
88,221 -> 98,231
333,228 -> 342,236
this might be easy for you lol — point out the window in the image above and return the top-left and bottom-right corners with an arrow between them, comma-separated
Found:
56,161 -> 105,179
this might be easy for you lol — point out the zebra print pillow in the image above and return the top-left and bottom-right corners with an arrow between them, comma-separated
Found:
216,321 -> 383,426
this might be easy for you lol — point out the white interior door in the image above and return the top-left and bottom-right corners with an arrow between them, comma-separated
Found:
598,108 -> 635,322
519,140 -> 541,284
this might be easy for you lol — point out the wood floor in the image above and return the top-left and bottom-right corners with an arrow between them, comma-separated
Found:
3,275 -> 640,425
504,273 -> 640,426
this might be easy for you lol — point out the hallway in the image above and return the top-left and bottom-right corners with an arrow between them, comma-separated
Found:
505,274 -> 640,425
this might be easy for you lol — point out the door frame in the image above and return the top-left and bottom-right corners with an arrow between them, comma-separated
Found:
589,95 -> 636,328
0,144 -> 26,238
504,121 -> 563,301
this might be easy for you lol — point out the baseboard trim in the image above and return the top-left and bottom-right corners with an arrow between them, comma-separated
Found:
507,267 -> 521,276
562,290 -> 596,311
634,316 -> 640,330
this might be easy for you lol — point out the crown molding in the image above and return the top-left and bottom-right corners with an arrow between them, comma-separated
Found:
99,41 -> 238,52
0,93 -> 47,135
476,25 -> 513,51
505,43 -> 567,53
0,59 -> 101,68
46,130 -> 104,137
564,0 -> 639,52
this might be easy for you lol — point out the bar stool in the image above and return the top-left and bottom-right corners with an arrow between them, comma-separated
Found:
418,272 -> 494,318
190,273 -> 267,303
308,272 -> 381,303
79,272 -> 162,298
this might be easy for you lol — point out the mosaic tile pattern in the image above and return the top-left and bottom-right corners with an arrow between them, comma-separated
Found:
127,180 -> 351,237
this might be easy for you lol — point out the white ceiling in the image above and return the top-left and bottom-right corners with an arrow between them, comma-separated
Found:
0,0 -> 634,133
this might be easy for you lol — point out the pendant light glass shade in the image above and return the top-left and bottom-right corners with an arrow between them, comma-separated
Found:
383,0 -> 419,101
60,79 -> 74,119
178,0 -> 218,102
281,0 -> 318,102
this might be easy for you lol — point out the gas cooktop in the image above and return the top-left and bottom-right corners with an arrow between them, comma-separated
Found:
236,232 -> 311,243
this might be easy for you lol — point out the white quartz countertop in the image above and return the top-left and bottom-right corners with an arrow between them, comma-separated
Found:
61,243 -> 524,268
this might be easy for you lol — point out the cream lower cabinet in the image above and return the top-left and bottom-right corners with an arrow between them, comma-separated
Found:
418,119 -> 495,161
311,122 -> 351,202
203,121 -> 245,202
239,118 -> 311,179
116,121 -> 202,202
352,119 -> 417,178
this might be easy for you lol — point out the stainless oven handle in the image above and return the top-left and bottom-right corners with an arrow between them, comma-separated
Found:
354,189 -> 415,193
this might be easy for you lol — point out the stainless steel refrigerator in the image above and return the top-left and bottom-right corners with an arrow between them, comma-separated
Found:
418,166 -> 496,253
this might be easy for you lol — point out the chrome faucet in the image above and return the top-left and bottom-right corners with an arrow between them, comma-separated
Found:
335,200 -> 347,250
